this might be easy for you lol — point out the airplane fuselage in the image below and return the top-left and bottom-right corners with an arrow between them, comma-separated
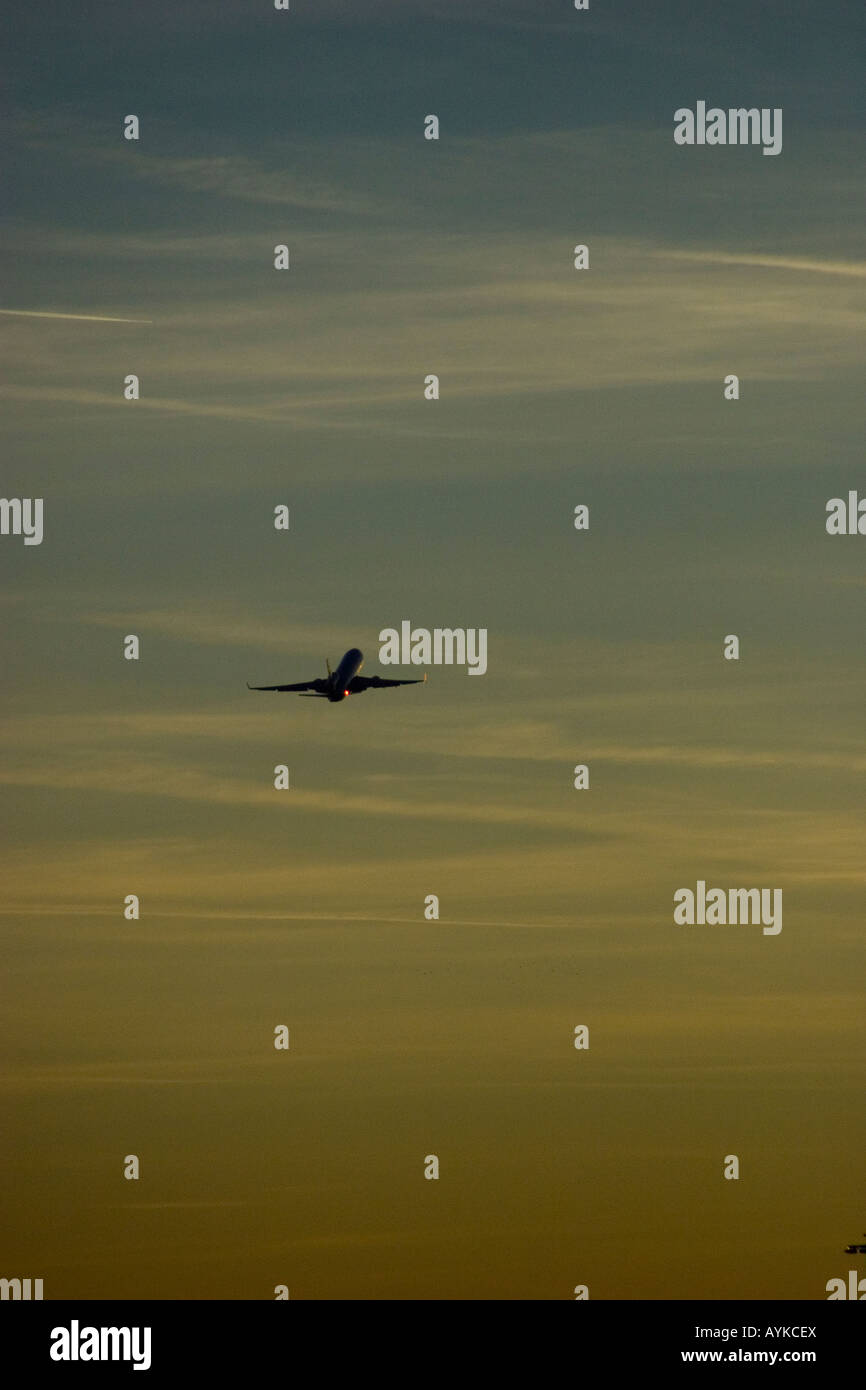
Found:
329,648 -> 364,701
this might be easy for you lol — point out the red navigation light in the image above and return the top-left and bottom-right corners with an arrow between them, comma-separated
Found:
343,689 -> 350,697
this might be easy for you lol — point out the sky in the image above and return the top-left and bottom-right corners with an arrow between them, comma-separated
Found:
2,0 -> 865,1299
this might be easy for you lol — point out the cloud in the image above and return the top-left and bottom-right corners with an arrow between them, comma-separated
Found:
32,706 -> 865,779
8,113 -> 380,215
0,749 -> 606,832
4,249 -> 863,445
4,215 -> 864,454
112,152 -> 378,214
0,383 -> 307,425
0,308 -> 153,323
3,229 -> 267,263
655,250 -> 866,279
77,608 -> 360,654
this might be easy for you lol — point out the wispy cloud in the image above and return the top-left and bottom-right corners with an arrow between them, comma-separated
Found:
0,308 -> 152,323
8,113 -> 380,215
113,152 -> 379,214
0,754 -> 603,831
4,229 -> 864,447
8,704 -> 865,777
655,250 -> 866,279
77,608 -> 359,654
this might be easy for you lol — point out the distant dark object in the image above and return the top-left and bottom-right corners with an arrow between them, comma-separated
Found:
844,1244 -> 866,1254
247,648 -> 426,704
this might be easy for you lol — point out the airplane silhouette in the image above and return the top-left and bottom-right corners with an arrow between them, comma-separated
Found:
247,647 -> 426,703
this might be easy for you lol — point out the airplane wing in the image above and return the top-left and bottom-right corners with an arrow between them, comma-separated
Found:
247,678 -> 329,693
348,674 -> 427,692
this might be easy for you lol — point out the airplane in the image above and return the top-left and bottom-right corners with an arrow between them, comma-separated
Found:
247,647 -> 426,703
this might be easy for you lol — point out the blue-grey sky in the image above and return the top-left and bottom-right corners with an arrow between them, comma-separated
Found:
2,0 -> 865,1299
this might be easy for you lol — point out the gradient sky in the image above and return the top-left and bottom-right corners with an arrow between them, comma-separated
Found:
2,0 -> 865,1299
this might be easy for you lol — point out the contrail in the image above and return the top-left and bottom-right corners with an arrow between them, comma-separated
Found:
653,251 -> 866,279
0,308 -> 152,324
